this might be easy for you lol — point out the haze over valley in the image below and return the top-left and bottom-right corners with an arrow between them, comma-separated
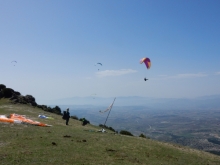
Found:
51,95 -> 220,155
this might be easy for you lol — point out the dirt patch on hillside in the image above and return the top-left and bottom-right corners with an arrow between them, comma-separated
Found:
0,142 -> 9,148
0,105 -> 19,112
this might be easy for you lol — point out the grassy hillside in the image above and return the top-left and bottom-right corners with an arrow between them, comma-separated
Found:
0,99 -> 220,165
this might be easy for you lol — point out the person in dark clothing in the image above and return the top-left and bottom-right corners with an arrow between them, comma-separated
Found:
82,118 -> 89,126
66,108 -> 70,125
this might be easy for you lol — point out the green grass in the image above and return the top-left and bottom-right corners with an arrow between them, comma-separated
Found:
0,99 -> 220,165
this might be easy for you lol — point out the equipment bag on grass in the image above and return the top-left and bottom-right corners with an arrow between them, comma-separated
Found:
62,111 -> 67,120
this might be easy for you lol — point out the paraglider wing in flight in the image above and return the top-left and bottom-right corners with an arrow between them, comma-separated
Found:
140,57 -> 151,81
99,102 -> 114,113
11,61 -> 17,66
95,63 -> 102,70
140,58 -> 151,69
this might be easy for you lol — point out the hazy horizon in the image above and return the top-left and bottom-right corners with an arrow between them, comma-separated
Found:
35,94 -> 220,111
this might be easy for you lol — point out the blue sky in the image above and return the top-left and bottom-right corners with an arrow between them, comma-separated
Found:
1,0 -> 220,104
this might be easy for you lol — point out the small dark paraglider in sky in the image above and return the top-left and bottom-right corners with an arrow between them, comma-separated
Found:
95,63 -> 102,71
11,61 -> 17,66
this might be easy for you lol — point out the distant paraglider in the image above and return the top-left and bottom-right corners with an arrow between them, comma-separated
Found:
11,61 -> 17,66
95,63 -> 102,71
140,57 -> 151,81
91,94 -> 97,99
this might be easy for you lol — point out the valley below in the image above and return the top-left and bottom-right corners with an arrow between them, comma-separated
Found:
59,105 -> 220,156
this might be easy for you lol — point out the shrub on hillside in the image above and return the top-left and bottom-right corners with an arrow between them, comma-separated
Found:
0,90 -> 3,99
35,105 -> 62,115
41,105 -> 48,111
23,95 -> 37,106
120,130 -> 133,136
99,124 -> 116,132
14,91 -> 21,95
80,118 -> 90,126
108,127 -> 116,132
139,133 -> 146,138
46,107 -> 53,112
0,84 -> 6,91
2,88 -> 14,98
52,106 -> 62,115
18,97 -> 27,104
24,95 -> 35,102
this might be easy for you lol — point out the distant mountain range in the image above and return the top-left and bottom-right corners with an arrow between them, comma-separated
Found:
37,94 -> 220,110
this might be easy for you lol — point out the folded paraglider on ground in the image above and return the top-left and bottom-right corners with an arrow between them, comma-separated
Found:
38,115 -> 54,120
0,114 -> 52,127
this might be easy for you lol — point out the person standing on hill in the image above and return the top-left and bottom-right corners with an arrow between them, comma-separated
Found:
66,108 -> 70,125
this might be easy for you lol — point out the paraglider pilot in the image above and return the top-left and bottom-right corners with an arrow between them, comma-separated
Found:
66,108 -> 70,125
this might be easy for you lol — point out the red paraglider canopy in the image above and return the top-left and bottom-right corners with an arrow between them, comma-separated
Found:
140,57 -> 151,69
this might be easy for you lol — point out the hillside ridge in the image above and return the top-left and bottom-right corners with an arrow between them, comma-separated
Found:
1,85 -> 220,164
